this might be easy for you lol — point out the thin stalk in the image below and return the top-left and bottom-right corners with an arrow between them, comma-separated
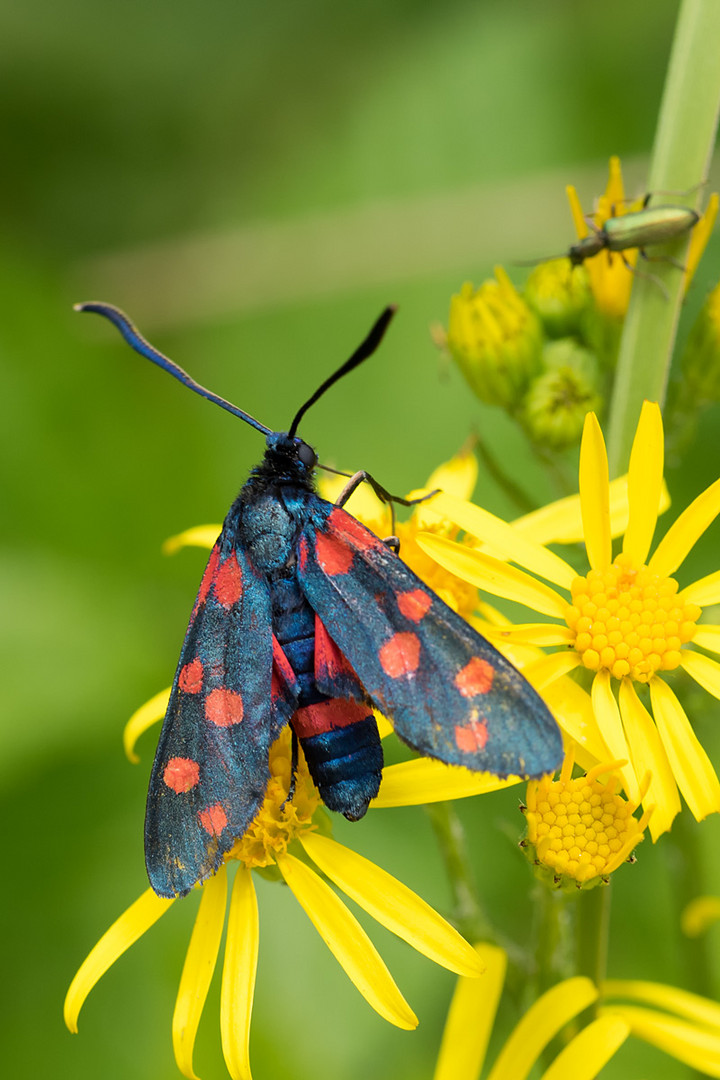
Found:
576,884 -> 612,989
607,0 -> 720,476
425,802 -> 492,941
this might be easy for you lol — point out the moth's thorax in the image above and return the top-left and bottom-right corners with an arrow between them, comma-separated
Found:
232,480 -> 311,574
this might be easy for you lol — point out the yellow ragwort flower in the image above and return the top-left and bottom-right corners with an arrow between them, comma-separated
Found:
418,401 -> 720,840
65,726 -> 486,1080
566,156 -> 717,319
600,979 -> 720,1076
523,749 -> 651,888
434,945 -> 720,1079
435,944 -> 630,1080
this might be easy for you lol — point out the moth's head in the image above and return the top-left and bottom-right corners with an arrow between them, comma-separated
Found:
265,431 -> 318,477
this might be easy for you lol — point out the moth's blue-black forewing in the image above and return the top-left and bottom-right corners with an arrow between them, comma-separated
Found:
145,535 -> 293,898
297,499 -> 563,779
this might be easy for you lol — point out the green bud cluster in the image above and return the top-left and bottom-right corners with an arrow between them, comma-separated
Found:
445,260 -> 606,453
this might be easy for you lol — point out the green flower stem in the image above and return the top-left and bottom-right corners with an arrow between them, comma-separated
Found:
533,885 -> 576,994
576,883 -> 611,989
425,802 -> 493,941
606,0 -> 720,477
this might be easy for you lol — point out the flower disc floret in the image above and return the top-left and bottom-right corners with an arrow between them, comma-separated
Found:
565,553 -> 700,681
525,758 -> 650,885
228,733 -> 321,868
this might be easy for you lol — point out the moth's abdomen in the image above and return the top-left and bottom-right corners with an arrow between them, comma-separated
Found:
294,702 -> 383,820
269,575 -> 383,819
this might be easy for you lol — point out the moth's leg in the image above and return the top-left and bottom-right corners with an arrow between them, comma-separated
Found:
382,535 -> 400,554
282,729 -> 299,809
335,470 -> 439,510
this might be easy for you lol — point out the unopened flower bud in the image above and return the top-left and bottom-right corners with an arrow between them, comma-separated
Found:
524,258 -> 591,338
447,267 -> 542,409
521,338 -> 602,450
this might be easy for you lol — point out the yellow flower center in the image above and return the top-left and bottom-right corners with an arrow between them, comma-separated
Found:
525,762 -> 646,884
227,732 -> 321,869
564,553 -> 700,682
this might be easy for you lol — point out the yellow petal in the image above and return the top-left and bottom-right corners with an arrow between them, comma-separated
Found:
64,888 -> 174,1033
124,688 -> 171,763
649,677 -> 720,820
375,710 -> 393,739
373,758 -> 524,807
539,1016 -> 630,1080
599,1005 -> 720,1075
510,475 -> 669,546
649,478 -> 720,577
618,678 -> 680,840
417,534 -> 567,619
433,944 -> 507,1080
603,978 -> 720,1028
487,977 -> 598,1080
542,675 -> 609,765
682,896 -> 720,937
622,401 -> 664,565
413,448 -> 479,529
681,569 -> 720,607
686,192 -> 719,286
488,623 -> 575,646
522,651 -> 581,690
299,833 -> 483,977
566,184 -> 589,239
690,626 -> 720,654
590,671 -> 638,800
163,525 -> 222,555
220,866 -> 258,1080
579,413 -> 611,572
425,491 -> 575,590
172,867 -> 228,1080
681,649 -> 720,701
276,851 -> 417,1030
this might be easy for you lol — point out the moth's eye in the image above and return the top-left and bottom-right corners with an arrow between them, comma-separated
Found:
297,443 -> 317,468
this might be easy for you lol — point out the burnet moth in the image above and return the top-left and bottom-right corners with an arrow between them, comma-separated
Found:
78,302 -> 563,899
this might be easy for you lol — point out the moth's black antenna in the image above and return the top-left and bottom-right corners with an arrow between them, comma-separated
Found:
288,306 -> 397,439
75,302 -> 273,436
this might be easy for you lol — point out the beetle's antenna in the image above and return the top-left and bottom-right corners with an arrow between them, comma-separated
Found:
288,306 -> 397,439
75,302 -> 273,436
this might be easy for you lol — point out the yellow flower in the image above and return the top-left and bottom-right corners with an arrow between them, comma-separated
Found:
523,750 -> 651,888
418,401 -> 720,840
600,979 -> 720,1075
65,726 -> 485,1080
682,896 -> 720,937
434,946 -> 720,1079
566,156 -> 718,319
435,945 -> 630,1080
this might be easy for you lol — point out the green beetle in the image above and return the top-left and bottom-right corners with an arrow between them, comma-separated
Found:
567,197 -> 699,268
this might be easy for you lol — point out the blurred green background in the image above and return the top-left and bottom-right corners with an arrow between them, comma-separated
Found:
4,1 -> 720,1077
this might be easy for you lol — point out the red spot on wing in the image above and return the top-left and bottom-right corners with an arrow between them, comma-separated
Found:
163,756 -> 200,793
198,802 -> 228,835
455,657 -> 495,697
315,617 -> 357,682
379,632 -> 421,678
272,636 -> 297,689
328,507 -> 384,553
315,531 -> 354,575
292,698 -> 370,738
298,534 -> 308,571
197,547 -> 220,607
455,718 -> 489,753
213,553 -> 243,608
205,687 -> 244,726
179,658 -> 204,694
397,589 -> 432,622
